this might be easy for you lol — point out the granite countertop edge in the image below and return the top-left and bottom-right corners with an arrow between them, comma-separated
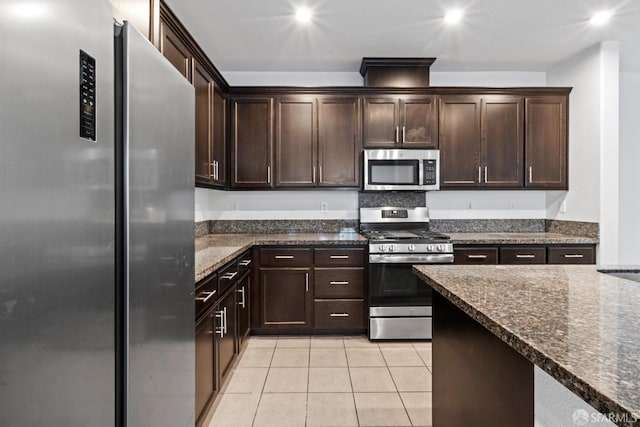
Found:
413,267 -> 636,426
448,232 -> 599,245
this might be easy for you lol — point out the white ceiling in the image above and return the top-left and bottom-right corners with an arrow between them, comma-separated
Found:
164,0 -> 640,74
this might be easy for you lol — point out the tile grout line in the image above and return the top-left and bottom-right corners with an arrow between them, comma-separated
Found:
383,347 -> 414,427
344,336 -> 361,427
251,338 -> 278,427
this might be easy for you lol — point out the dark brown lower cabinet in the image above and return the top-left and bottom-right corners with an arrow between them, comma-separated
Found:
237,272 -> 251,348
259,269 -> 312,329
454,244 -> 596,265
215,286 -> 237,385
195,309 -> 216,426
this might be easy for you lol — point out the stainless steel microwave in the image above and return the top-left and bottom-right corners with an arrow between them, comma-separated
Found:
364,149 -> 440,191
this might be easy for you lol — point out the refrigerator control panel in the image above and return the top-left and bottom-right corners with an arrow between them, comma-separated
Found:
79,50 -> 96,141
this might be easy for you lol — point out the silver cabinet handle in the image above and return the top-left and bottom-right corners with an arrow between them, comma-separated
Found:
239,259 -> 252,267
275,255 -> 294,259
313,166 -> 316,183
330,281 -> 349,286
237,286 -> 246,308
221,272 -> 238,281
319,166 -> 323,183
564,254 -> 584,258
330,313 -> 349,317
467,255 -> 487,259
267,165 -> 271,184
215,310 -> 225,338
213,160 -> 217,180
529,166 -> 533,183
395,126 -> 399,143
516,254 -> 536,258
305,273 -> 309,292
478,166 -> 482,183
330,255 -> 349,259
402,126 -> 406,143
484,166 -> 488,183
196,290 -> 217,303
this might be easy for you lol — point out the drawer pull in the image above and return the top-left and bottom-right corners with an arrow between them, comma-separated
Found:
330,313 -> 350,317
330,281 -> 349,286
239,259 -> 252,267
330,255 -> 350,259
467,255 -> 487,259
275,255 -> 294,259
221,272 -> 238,281
516,254 -> 536,259
564,254 -> 584,258
196,290 -> 216,303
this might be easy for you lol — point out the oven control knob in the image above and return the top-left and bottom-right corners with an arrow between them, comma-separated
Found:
427,245 -> 434,251
437,244 -> 444,251
408,245 -> 416,252
378,245 -> 386,252
388,244 -> 395,252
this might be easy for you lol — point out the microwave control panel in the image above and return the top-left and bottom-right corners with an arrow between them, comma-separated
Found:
423,160 -> 437,185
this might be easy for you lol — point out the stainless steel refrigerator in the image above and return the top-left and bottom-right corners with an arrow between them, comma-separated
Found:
0,0 -> 195,425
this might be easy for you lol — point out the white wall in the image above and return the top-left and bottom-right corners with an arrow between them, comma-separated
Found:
430,71 -> 546,87
619,72 -> 640,264
224,71 -> 363,86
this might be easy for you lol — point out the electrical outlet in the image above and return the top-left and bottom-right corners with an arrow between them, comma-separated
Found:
320,202 -> 328,212
560,201 -> 567,213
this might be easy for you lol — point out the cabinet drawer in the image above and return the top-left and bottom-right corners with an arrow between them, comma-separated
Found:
238,250 -> 253,276
500,247 -> 546,264
548,246 -> 595,264
195,273 -> 218,320
260,248 -> 312,267
314,300 -> 364,329
218,261 -> 239,295
454,247 -> 498,264
314,248 -> 365,267
315,268 -> 364,298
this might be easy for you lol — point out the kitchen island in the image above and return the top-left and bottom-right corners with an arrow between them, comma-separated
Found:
414,264 -> 640,427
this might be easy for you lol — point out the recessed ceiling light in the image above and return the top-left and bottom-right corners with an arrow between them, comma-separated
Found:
590,10 -> 612,25
444,9 -> 464,24
295,7 -> 312,23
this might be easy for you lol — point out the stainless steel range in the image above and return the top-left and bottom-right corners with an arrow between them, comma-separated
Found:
360,207 -> 453,340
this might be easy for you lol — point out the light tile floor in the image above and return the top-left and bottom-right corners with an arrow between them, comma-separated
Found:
209,335 -> 433,427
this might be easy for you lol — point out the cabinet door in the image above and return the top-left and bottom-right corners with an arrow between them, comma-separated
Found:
159,19 -> 191,80
400,96 -> 438,148
216,288 -> 237,384
482,96 -> 524,188
363,97 -> 399,147
260,269 -> 312,329
525,96 -> 567,189
439,96 -> 482,187
211,85 -> 226,186
237,273 -> 250,348
275,97 -> 317,187
318,97 -> 361,187
193,60 -> 213,184
195,312 -> 215,422
231,97 -> 274,188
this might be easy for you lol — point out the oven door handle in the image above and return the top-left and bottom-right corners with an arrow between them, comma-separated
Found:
369,254 -> 454,264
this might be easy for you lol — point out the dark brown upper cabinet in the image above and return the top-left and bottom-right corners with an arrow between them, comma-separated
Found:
159,19 -> 191,80
440,95 -> 524,189
363,96 -> 438,148
275,97 -> 317,187
192,60 -> 227,187
231,96 -> 274,188
317,96 -> 361,187
482,96 -> 524,188
439,95 -> 482,187
525,96 -> 568,189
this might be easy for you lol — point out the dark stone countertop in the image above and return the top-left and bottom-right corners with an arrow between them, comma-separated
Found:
414,264 -> 640,426
195,233 -> 367,283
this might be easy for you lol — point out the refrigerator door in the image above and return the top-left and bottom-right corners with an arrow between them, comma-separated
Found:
116,22 -> 195,427
0,0 -> 115,426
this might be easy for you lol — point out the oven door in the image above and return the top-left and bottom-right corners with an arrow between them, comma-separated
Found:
369,261 -> 432,308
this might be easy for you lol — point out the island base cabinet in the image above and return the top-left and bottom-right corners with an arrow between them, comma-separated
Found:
433,292 -> 533,427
